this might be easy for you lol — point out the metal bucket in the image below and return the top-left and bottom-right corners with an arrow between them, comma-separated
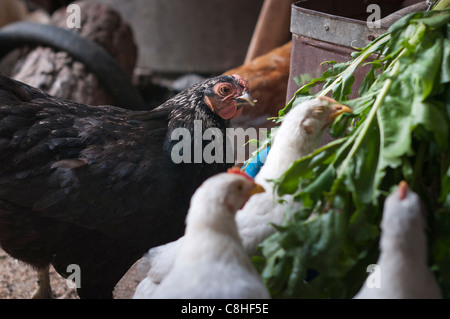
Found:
286,0 -> 428,101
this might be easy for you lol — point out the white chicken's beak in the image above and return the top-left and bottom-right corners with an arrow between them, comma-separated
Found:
327,103 -> 352,122
317,96 -> 352,122
234,91 -> 257,108
249,183 -> 265,196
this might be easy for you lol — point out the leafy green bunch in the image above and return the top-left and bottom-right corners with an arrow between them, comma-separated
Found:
253,9 -> 450,298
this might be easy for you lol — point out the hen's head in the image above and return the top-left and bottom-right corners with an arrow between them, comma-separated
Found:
202,74 -> 256,120
274,96 -> 352,154
381,181 -> 425,241
297,96 -> 351,134
165,74 -> 256,124
187,168 -> 264,231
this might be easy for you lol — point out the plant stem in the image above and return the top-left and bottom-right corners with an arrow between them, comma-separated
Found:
319,36 -> 390,98
336,60 -> 401,178
434,0 -> 450,10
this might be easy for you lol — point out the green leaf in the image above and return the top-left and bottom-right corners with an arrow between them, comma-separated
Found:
358,65 -> 378,96
344,122 -> 382,205
440,166 -> 450,204
276,139 -> 345,196
256,10 -> 450,299
412,9 -> 450,29
377,94 -> 413,164
300,165 -> 336,202
333,74 -> 355,101
411,100 -> 449,149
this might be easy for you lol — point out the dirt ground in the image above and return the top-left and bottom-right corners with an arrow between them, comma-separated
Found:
0,248 -> 148,299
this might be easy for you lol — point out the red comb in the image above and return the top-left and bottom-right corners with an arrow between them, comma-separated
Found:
227,166 -> 253,181
231,74 -> 249,91
398,180 -> 408,200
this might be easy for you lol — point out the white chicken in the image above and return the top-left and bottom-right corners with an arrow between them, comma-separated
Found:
237,96 -> 351,255
134,169 -> 268,299
354,181 -> 442,299
134,96 -> 352,297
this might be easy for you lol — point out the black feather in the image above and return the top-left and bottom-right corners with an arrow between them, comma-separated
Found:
0,73 -> 244,298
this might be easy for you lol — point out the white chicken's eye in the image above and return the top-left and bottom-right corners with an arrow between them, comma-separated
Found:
313,106 -> 325,117
237,183 -> 243,191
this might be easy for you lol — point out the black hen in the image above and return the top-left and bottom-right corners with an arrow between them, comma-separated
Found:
0,73 -> 255,298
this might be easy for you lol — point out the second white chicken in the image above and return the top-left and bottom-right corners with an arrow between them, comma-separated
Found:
135,169 -> 268,299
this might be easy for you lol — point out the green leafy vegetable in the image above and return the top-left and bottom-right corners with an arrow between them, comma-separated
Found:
255,9 -> 450,298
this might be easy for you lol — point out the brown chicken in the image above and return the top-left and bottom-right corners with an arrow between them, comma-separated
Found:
224,41 -> 292,129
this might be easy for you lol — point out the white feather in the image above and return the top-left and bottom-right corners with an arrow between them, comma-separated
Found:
135,173 -> 269,299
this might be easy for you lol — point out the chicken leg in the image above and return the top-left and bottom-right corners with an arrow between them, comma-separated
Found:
31,266 -> 54,299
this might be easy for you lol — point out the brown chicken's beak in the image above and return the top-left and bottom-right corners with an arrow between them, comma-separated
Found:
249,183 -> 265,196
234,91 -> 257,108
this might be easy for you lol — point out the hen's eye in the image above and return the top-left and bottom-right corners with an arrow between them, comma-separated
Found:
313,106 -> 325,116
237,184 -> 243,191
219,85 -> 231,96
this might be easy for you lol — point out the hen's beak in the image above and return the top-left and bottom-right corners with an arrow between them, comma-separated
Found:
317,96 -> 352,122
249,183 -> 265,196
327,103 -> 352,122
234,91 -> 257,108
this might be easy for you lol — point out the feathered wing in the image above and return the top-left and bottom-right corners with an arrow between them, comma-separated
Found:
0,75 -> 195,298
134,237 -> 184,298
0,75 -> 178,231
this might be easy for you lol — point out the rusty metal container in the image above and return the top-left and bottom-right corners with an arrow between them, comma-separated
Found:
286,0 -> 427,102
